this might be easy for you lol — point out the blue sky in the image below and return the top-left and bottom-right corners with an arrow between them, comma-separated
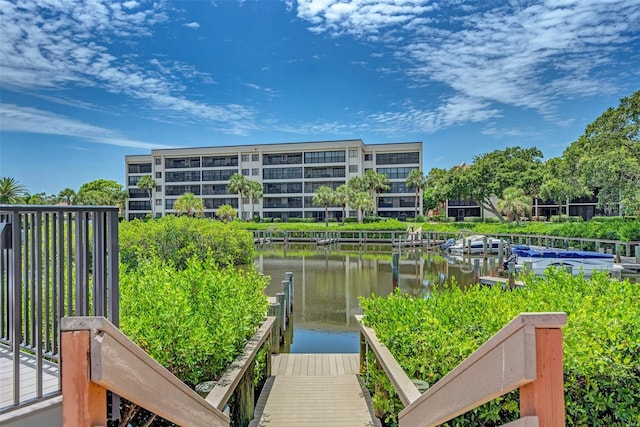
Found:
1,0 -> 639,195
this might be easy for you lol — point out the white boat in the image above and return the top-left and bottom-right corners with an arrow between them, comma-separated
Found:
507,245 -> 615,276
445,235 -> 506,255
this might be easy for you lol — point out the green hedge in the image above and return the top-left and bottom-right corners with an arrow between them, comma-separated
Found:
120,216 -> 255,271
360,271 -> 640,426
120,254 -> 269,387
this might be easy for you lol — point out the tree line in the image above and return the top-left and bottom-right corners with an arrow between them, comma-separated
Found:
2,90 -> 637,222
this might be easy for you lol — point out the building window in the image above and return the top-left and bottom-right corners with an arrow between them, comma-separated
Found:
252,154 -> 259,161
156,185 -> 162,192
128,176 -> 141,186
128,188 -> 147,198
364,154 -> 373,161
304,181 -> 343,193
376,167 -> 417,179
155,158 -> 161,165
241,154 -> 250,162
349,165 -> 358,173
376,152 -> 420,165
251,168 -> 259,176
155,172 -> 162,179
202,169 -> 236,182
304,151 -> 346,164
165,171 -> 201,182
349,149 -> 358,158
127,163 -> 152,174
264,182 -> 302,194
242,169 -> 250,176
263,167 -> 303,180
165,185 -> 201,196
202,184 -> 229,195
203,155 -> 238,167
155,199 -> 161,206
165,157 -> 201,168
304,166 -> 346,179
263,153 -> 303,165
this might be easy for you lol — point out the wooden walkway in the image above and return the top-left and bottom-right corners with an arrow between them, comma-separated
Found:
0,343 -> 59,411
250,354 -> 380,427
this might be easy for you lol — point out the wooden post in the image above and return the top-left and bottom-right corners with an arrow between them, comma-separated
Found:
359,332 -> 366,374
232,360 -> 255,427
268,303 -> 281,353
282,280 -> 291,318
285,272 -> 294,312
276,292 -> 286,334
520,328 -> 565,427
482,236 -> 488,258
508,262 -> 516,289
498,240 -> 504,265
392,252 -> 399,290
635,245 -> 640,264
488,258 -> 495,277
473,259 -> 480,283
61,330 -> 107,427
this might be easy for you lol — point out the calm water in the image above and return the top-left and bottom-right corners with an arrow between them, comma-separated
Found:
254,245 -> 482,353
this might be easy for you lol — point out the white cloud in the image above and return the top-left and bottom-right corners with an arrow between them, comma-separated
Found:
0,104 -> 171,150
293,0 -> 640,127
0,0 -> 254,132
184,21 -> 200,29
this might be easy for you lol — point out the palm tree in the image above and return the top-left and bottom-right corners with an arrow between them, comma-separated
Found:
228,173 -> 248,220
334,184 -> 351,223
497,187 -> 532,226
406,169 -> 426,218
364,169 -> 390,216
312,186 -> 334,227
246,180 -> 263,220
0,177 -> 26,204
216,204 -> 237,222
174,192 -> 204,217
58,188 -> 76,205
351,191 -> 374,222
137,175 -> 156,218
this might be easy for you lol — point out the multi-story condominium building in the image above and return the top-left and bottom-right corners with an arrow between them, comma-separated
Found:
125,139 -> 423,221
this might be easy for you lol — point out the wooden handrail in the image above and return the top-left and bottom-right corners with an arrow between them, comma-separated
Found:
206,317 -> 275,410
355,315 -> 422,406
61,316 -> 230,427
357,312 -> 567,427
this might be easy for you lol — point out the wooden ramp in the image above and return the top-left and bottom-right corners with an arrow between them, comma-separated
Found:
250,354 -> 380,427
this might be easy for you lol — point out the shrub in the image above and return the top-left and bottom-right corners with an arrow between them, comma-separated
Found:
360,271 -> 640,426
344,217 -> 358,223
273,218 -> 282,223
415,214 -> 426,223
120,254 -> 269,386
119,216 -> 255,271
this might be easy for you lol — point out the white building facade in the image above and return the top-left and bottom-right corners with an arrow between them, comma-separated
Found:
125,139 -> 423,221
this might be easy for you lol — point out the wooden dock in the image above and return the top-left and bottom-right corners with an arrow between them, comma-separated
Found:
0,343 -> 60,410
249,353 -> 380,427
478,276 -> 524,288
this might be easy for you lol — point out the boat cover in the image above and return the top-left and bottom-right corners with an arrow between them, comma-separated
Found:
511,245 -> 614,259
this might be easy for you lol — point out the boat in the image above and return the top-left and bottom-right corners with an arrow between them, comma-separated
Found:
506,245 -> 616,276
444,235 -> 507,255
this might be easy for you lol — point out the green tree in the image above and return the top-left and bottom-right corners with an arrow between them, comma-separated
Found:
23,192 -> 55,205
562,90 -> 640,215
312,186 -> 334,227
136,175 -> 156,218
497,186 -> 532,225
58,188 -> 76,205
334,184 -> 352,223
540,157 -> 591,217
76,179 -> 128,213
228,173 -> 248,220
0,177 -> 26,204
215,204 -> 237,222
406,169 -> 426,218
174,193 -> 204,217
424,168 -> 451,215
364,169 -> 390,216
444,147 -> 544,222
351,191 -> 374,222
246,180 -> 263,220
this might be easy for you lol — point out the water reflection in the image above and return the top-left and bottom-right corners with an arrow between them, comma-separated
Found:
254,246 -> 483,353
